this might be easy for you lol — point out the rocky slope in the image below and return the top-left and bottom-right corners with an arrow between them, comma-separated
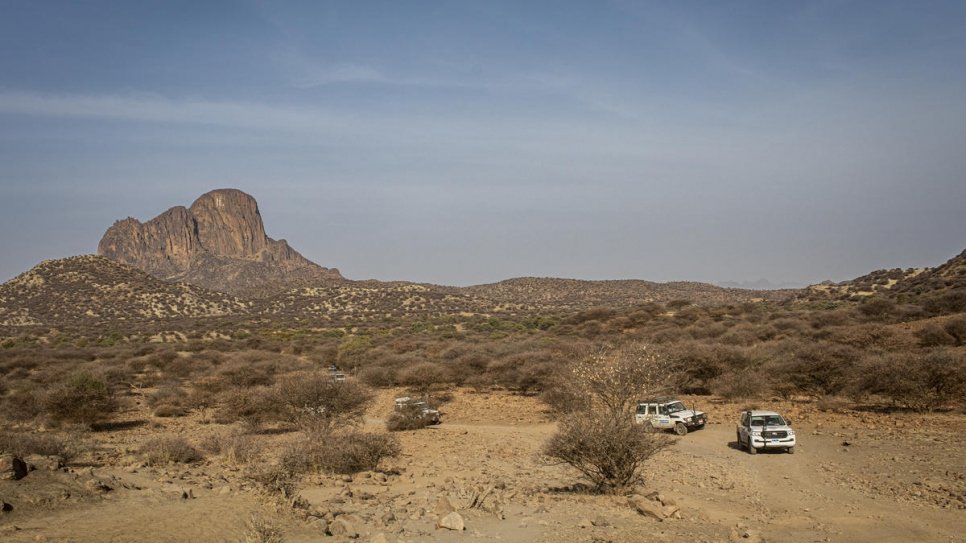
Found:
97,189 -> 341,296
0,256 -> 249,328
802,248 -> 965,313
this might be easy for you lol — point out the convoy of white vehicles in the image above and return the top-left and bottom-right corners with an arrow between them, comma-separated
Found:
336,370 -> 797,455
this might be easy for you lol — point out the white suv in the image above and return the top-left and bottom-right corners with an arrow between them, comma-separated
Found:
635,399 -> 707,435
736,410 -> 796,454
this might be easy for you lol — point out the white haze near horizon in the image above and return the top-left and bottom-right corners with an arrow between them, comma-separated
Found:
1,2 -> 965,287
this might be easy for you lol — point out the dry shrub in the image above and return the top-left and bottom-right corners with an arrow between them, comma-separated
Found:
199,433 -> 261,465
281,432 -> 400,475
357,365 -> 397,387
916,323 -> 957,347
543,412 -> 672,493
0,387 -> 45,423
218,386 -> 284,430
139,436 -> 203,465
275,372 -> 373,433
244,514 -> 284,543
945,317 -> 966,345
542,343 -> 679,492
538,386 -> 592,418
43,372 -> 118,428
386,401 -> 435,431
148,384 -> 189,417
859,350 -> 966,411
398,362 -> 450,395
0,430 -> 77,462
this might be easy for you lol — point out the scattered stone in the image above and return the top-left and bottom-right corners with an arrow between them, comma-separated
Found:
314,518 -> 329,535
0,455 -> 27,481
591,516 -> 610,527
628,495 -> 665,521
662,505 -> 680,519
329,517 -> 359,538
437,511 -> 466,531
84,479 -> 112,493
23,455 -> 64,472
1,499 -> 12,513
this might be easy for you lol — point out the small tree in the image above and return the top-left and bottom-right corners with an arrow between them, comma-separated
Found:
544,412 -> 672,492
542,343 -> 678,492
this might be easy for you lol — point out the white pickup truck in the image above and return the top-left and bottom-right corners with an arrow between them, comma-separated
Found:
635,398 -> 707,435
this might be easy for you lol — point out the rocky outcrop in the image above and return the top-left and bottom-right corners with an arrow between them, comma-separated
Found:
97,189 -> 341,296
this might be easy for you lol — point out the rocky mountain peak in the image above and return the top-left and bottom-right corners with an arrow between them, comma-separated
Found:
97,189 -> 341,296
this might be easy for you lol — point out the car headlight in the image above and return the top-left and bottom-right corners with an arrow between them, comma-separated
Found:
787,430 -> 795,436
751,431 -> 761,437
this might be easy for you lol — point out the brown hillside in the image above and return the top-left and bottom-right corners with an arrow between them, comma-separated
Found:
463,277 -> 795,310
0,256 -> 249,328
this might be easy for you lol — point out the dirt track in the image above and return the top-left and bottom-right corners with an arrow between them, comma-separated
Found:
1,390 -> 964,542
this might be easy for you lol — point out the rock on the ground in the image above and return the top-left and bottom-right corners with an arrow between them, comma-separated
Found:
0,455 -> 27,481
329,517 -> 359,538
629,494 -> 666,521
438,511 -> 466,531
1,499 -> 12,513
577,518 -> 593,528
24,454 -> 63,472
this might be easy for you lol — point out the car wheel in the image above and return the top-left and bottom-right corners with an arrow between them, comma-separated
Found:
674,422 -> 688,436
787,446 -> 795,454
748,437 -> 756,454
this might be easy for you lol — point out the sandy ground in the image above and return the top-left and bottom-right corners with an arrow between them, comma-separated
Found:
1,389 -> 964,542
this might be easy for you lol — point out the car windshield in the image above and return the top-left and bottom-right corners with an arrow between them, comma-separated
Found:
666,402 -> 686,413
750,415 -> 786,427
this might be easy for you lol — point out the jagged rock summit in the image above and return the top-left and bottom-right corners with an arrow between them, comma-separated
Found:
98,189 -> 341,296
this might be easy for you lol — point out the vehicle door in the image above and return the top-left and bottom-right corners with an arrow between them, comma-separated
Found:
651,403 -> 674,429
738,413 -> 749,440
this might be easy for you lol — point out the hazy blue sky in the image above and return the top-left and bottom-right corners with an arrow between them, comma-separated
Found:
2,1 -> 965,286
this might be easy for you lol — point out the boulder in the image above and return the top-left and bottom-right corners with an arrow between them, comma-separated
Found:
0,455 -> 27,481
437,512 -> 466,531
1,499 -> 12,513
24,454 -> 64,472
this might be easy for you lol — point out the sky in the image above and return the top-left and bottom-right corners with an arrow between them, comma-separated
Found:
1,1 -> 965,287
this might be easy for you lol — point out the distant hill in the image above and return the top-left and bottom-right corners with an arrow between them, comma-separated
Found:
462,277 -> 794,310
802,249 -> 966,313
97,188 -> 341,297
0,256 -> 249,328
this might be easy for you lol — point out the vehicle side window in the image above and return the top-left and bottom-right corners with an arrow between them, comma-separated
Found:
648,404 -> 657,415
636,404 -> 646,415
659,405 -> 668,415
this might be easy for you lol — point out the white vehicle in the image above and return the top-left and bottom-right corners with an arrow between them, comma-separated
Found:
394,397 -> 441,424
635,398 -> 707,436
736,410 -> 796,454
